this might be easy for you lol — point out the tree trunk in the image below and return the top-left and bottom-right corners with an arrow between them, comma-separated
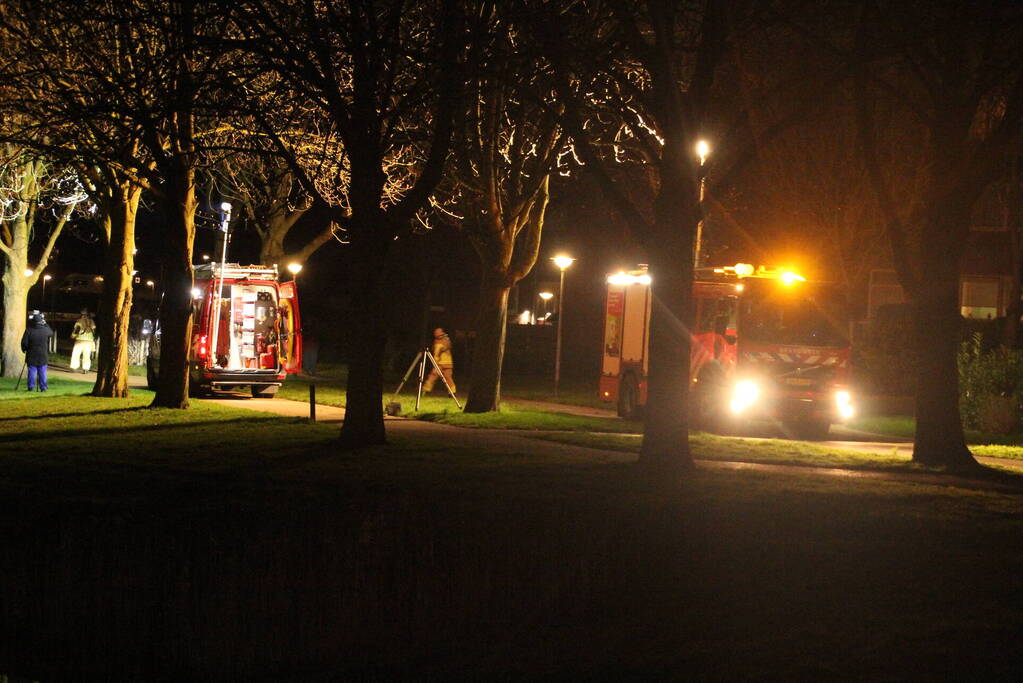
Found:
258,234 -> 285,268
910,199 -> 976,470
338,233 -> 390,447
1,215 -> 32,377
92,188 -> 140,397
911,271 -> 977,470
151,169 -> 197,409
465,273 -> 510,412
1,270 -> 30,377
639,136 -> 697,472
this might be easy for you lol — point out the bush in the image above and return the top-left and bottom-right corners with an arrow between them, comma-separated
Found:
958,333 -> 1023,433
858,304 -> 917,395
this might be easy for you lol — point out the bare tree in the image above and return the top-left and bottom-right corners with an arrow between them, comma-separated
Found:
2,0 -> 228,405
538,0 -> 731,473
213,151 -> 339,266
853,0 -> 1023,470
731,90 -> 893,299
453,4 -> 565,413
0,3 -> 153,397
229,0 -> 464,447
0,146 -> 82,375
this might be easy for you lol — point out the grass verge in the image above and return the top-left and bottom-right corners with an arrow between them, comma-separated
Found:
524,430 -> 1023,476
849,414 -> 1023,448
0,374 -> 97,399
410,403 -> 640,432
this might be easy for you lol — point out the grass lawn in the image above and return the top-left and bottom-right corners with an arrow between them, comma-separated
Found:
280,369 -> 627,430
524,430 -> 1023,474
48,352 -> 147,376
0,374 -> 98,399
411,402 -> 641,432
849,414 -> 1023,453
280,365 -> 610,410
1,393 -> 1022,679
501,375 -> 609,409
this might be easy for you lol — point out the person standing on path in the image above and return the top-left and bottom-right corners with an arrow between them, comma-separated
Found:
21,311 -> 54,392
423,327 -> 456,394
70,309 -> 96,372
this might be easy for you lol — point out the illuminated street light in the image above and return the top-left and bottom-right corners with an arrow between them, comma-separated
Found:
24,269 -> 34,277
553,255 -> 575,271
41,274 -> 52,310
551,255 -> 575,397
694,139 -> 711,269
146,280 -> 155,289
537,291 -> 554,323
287,262 -> 303,283
696,139 -> 710,165
202,254 -> 210,261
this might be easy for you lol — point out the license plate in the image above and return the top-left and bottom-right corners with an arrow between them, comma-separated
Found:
784,377 -> 813,386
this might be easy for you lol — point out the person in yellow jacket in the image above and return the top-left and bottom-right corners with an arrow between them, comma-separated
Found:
70,309 -> 96,372
422,327 -> 456,393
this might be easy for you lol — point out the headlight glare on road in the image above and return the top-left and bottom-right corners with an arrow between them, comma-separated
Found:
835,390 -> 854,420
730,380 -> 760,414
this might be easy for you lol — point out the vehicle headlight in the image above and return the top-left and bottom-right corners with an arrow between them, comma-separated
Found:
730,380 -> 760,414
835,390 -> 854,420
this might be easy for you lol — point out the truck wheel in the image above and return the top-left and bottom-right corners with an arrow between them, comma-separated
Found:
617,374 -> 643,420
251,384 -> 279,399
146,360 -> 157,391
786,419 -> 830,440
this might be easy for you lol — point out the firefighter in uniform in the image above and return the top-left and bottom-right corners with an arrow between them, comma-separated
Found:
423,327 -> 456,393
70,309 -> 97,372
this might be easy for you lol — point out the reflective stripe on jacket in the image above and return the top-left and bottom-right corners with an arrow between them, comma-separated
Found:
432,336 -> 453,366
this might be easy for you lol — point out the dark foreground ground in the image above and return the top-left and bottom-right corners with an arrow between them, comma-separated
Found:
1,395 -> 1021,680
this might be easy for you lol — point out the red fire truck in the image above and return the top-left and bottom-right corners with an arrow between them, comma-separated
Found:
600,264 -> 854,438
147,263 -> 302,397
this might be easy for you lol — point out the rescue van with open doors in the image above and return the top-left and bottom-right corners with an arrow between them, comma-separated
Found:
147,263 -> 302,397
600,264 -> 855,438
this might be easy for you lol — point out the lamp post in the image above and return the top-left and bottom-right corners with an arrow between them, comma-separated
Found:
552,254 -> 574,397
693,139 -> 710,269
41,274 -> 52,310
287,262 -> 303,282
538,291 -> 553,322
209,202 -> 233,368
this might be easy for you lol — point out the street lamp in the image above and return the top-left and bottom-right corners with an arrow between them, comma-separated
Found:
287,262 -> 303,282
41,274 -> 52,310
551,254 -> 575,397
538,291 -> 553,321
693,139 -> 710,269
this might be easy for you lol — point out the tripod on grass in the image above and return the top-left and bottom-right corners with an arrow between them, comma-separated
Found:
387,347 -> 461,414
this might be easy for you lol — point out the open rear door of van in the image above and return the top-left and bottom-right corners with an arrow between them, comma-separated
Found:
279,281 -> 303,373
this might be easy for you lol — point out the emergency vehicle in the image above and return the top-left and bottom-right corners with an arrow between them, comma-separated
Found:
600,263 -> 854,438
146,263 -> 302,397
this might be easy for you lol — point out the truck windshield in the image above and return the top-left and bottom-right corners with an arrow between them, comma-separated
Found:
739,281 -> 848,347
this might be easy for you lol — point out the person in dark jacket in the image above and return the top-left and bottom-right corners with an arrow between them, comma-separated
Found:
21,311 -> 54,392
